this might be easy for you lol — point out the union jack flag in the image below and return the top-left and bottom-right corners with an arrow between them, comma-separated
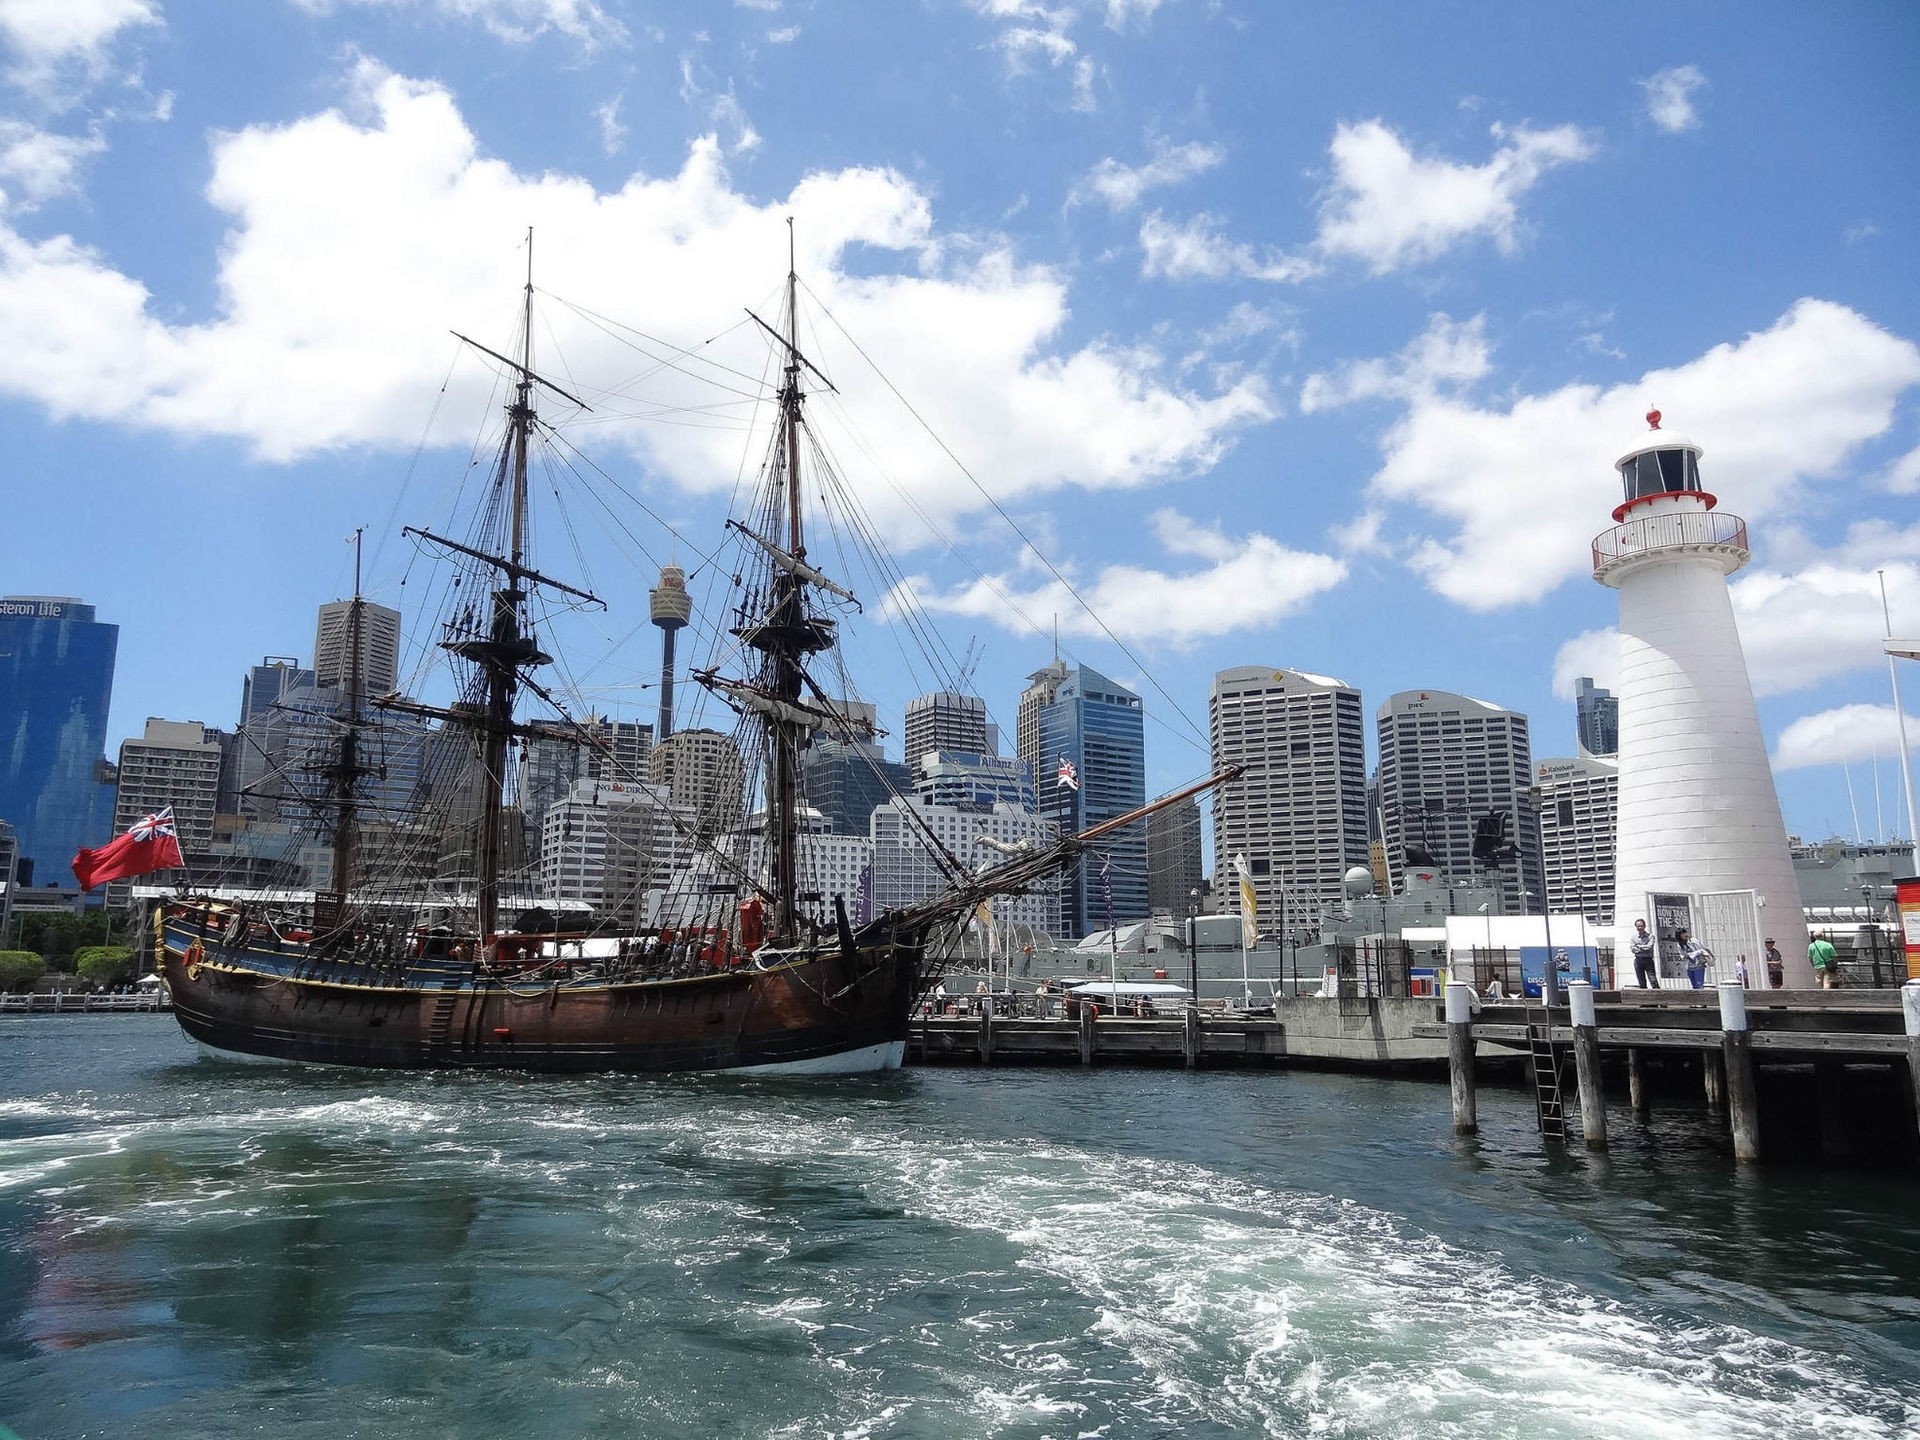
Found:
129,808 -> 177,842
1056,756 -> 1079,791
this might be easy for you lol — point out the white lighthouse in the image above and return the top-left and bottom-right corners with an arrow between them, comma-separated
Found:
1591,411 -> 1810,987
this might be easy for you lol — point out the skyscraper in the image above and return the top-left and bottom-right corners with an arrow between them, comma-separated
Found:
1209,667 -> 1368,929
1574,676 -> 1619,757
1018,660 -> 1145,938
1376,690 -> 1542,913
1534,754 -> 1618,923
313,599 -> 401,696
518,714 -> 653,852
800,702 -> 913,838
1145,795 -> 1203,919
0,596 -> 119,890
232,657 -> 312,818
903,690 -> 993,770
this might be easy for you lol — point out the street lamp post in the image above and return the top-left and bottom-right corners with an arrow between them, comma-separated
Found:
1186,886 -> 1200,1006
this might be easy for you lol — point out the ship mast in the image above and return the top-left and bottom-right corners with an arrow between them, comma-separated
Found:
382,232 -> 602,942
312,528 -> 376,942
769,220 -> 806,939
472,236 -> 538,942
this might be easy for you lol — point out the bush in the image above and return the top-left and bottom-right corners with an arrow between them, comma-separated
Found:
74,945 -> 136,988
0,951 -> 45,993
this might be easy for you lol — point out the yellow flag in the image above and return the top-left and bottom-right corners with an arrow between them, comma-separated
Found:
1233,854 -> 1258,949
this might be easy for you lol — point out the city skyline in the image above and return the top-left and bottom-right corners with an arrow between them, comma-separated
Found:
1,6 -> 1916,856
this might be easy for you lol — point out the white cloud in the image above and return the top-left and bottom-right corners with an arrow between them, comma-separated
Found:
289,0 -> 625,48
0,120 -> 106,208
1843,220 -> 1878,246
1639,64 -> 1706,134
766,25 -> 800,43
1881,445 -> 1920,495
0,62 -> 1272,543
593,95 -> 624,155
1551,628 -> 1618,701
1314,119 -> 1596,275
1730,557 -> 1920,697
1352,298 -> 1920,610
0,0 -> 156,103
1140,211 -> 1317,284
998,25 -> 1078,69
677,58 -> 760,155
1773,704 -> 1918,773
1070,55 -> 1096,113
1104,0 -> 1164,27
1069,138 -> 1224,211
889,508 -> 1346,646
1549,553 -> 1920,703
1299,312 -> 1488,413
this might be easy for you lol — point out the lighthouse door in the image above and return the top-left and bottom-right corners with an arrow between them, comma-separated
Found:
1698,889 -> 1763,988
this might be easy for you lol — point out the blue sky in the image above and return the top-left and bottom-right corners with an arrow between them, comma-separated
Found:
2,0 -> 1918,849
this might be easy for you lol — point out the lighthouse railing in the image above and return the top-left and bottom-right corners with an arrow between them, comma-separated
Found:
1591,510 -> 1748,570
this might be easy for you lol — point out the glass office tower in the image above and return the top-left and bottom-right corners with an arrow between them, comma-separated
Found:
0,596 -> 118,891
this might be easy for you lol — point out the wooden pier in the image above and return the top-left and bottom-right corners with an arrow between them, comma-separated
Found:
1426,980 -> 1920,1165
910,1007 -> 1288,1068
0,993 -> 170,1014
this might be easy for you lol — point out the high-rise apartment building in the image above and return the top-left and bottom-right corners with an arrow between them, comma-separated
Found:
1145,795 -> 1204,919
1376,690 -> 1542,912
0,596 -> 119,890
313,599 -> 402,696
1534,754 -> 1617,923
648,728 -> 745,839
111,719 -> 225,893
903,690 -> 994,770
869,794 -> 1055,931
1018,660 -> 1146,938
1209,667 -> 1368,930
1574,676 -> 1619,757
539,779 -> 693,928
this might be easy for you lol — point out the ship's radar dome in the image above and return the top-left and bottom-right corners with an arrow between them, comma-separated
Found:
1343,865 -> 1376,897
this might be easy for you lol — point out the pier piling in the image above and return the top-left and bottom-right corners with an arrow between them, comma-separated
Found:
1183,1004 -> 1200,1070
1078,1004 -> 1095,1067
1627,1048 -> 1649,1117
1568,982 -> 1607,1151
1904,982 -> 1920,1131
1445,982 -> 1477,1135
978,1000 -> 994,1066
1718,982 -> 1760,1162
1703,1049 -> 1726,1113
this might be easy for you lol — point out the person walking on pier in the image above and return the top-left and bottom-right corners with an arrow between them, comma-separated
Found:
1808,932 -> 1839,990
1630,918 -> 1658,989
1764,938 -> 1785,988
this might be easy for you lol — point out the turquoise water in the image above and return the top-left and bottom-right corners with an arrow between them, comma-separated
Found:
1,1016 -> 1915,1438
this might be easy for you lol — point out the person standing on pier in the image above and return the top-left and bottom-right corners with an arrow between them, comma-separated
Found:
1764,938 -> 1785,989
1808,933 -> 1839,990
1630,918 -> 1658,989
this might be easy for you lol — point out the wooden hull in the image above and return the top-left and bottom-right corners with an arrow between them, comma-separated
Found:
158,913 -> 922,1074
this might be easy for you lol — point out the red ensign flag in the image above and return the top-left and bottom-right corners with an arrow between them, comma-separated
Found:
72,807 -> 185,890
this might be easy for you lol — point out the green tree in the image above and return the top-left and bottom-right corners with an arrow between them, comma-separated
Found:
7,908 -> 124,969
0,951 -> 45,993
74,945 -> 136,988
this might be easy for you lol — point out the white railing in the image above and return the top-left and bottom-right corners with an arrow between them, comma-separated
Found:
1592,510 -> 1747,570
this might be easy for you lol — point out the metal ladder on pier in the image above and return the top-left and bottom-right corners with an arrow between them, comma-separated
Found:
1525,1004 -> 1568,1141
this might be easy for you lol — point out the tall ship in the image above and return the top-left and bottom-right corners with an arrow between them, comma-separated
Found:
154,237 -> 1228,1073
